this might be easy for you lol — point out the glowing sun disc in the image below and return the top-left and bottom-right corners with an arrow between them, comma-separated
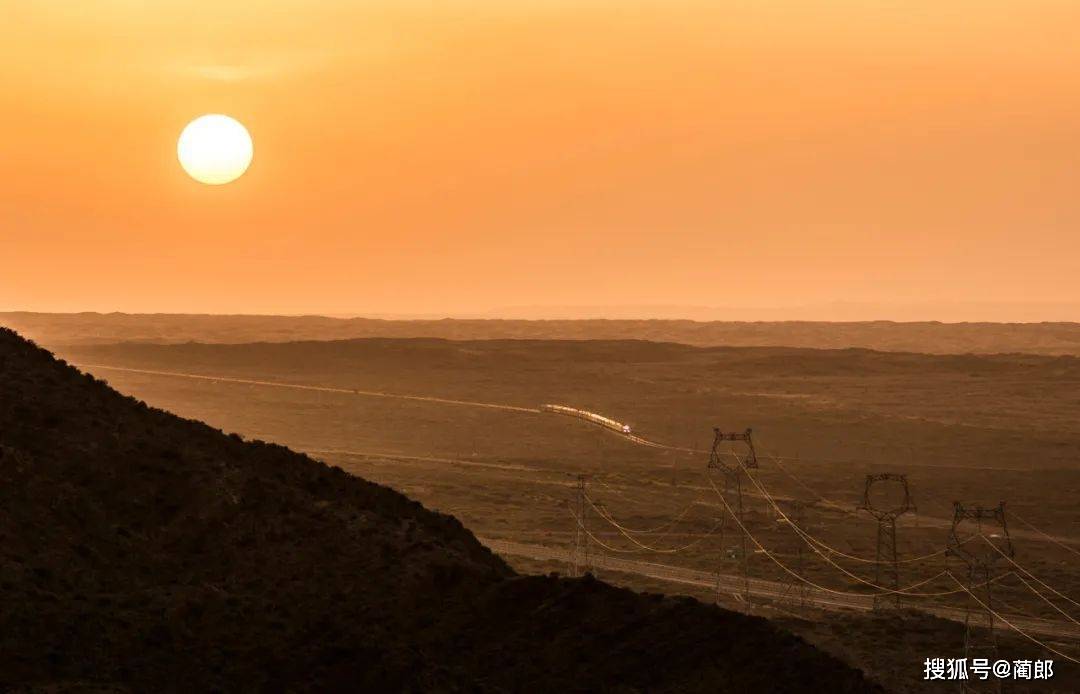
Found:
177,114 -> 253,185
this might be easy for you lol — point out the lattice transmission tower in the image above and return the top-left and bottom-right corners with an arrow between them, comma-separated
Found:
947,502 -> 1013,694
569,474 -> 592,577
857,473 -> 915,609
708,428 -> 757,608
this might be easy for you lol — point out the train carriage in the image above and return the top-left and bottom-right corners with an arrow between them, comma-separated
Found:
540,404 -> 632,434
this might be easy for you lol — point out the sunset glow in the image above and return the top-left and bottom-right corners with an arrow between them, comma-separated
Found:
3,1 -> 1080,317
3,6 -> 1080,687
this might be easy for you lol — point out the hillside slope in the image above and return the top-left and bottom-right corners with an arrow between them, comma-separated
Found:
0,328 -> 879,692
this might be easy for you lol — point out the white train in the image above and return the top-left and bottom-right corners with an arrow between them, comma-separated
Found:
540,404 -> 632,434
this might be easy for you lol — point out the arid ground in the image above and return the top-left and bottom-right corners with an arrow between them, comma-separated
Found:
13,317 -> 1080,691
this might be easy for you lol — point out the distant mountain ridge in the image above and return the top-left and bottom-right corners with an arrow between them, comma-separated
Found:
483,301 -> 1080,322
0,327 -> 878,692
6,311 -> 1080,355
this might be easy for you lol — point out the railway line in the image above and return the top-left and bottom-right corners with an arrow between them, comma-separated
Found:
480,538 -> 1080,641
81,364 -> 542,413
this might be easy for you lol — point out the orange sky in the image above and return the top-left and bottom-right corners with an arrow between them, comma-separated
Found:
3,1 -> 1079,319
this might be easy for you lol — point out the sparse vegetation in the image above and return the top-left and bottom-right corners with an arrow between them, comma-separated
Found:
45,333 -> 1080,691
0,327 -> 879,692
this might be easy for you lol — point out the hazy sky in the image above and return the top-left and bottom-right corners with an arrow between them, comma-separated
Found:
3,1 -> 1079,318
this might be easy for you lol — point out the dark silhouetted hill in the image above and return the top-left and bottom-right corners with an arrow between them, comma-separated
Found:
0,328 -> 880,692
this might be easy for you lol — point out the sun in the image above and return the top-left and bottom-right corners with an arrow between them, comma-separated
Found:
177,114 -> 253,185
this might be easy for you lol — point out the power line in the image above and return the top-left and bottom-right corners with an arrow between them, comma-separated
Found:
979,535 -> 1080,614
991,587 -> 1042,621
586,472 -> 710,535
776,499 -> 811,610
706,472 -> 971,598
1009,510 -> 1080,559
589,497 -> 704,535
757,446 -> 851,511
1011,570 -> 1080,627
565,505 -> 691,556
737,461 -> 966,596
586,495 -> 724,554
753,448 -> 952,565
945,573 -> 1080,666
589,475 -> 631,499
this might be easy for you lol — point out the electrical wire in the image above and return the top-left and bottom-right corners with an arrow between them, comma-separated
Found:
749,446 -> 955,565
733,458 -> 969,594
586,493 -> 705,535
980,535 -> 1080,613
760,448 -> 848,510
564,506 -> 654,555
588,471 -> 714,535
586,495 -> 724,554
1011,571 -> 1080,627
991,590 -> 1042,621
1010,510 -> 1080,559
945,572 -> 1080,665
706,472 -> 971,598
758,457 -> 953,565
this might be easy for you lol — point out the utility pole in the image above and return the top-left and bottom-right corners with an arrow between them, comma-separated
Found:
947,502 -> 1013,694
708,428 -> 757,608
858,473 -> 915,609
570,474 -> 592,577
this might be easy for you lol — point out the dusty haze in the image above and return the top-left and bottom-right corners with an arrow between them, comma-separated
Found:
4,0 -> 1080,316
